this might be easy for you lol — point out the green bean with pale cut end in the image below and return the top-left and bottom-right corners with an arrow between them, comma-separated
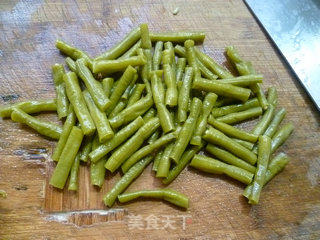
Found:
264,108 -> 286,138
153,150 -> 163,172
49,126 -> 83,189
65,57 -> 77,72
127,84 -> 145,107
153,41 -> 163,70
83,90 -> 114,143
149,32 -> 205,43
209,118 -> 258,143
90,135 -> 107,188
11,108 -> 62,140
106,66 -> 137,114
247,135 -> 271,204
105,117 -> 160,172
252,105 -> 275,136
89,116 -> 144,163
193,78 -> 251,102
64,72 -> 95,135
102,78 -> 114,98
170,98 -> 202,163
163,63 -> 178,106
271,123 -> 294,154
267,86 -> 278,106
52,107 -> 76,161
175,58 -> 187,83
79,135 -> 94,162
0,190 -> 7,199
95,27 -> 141,61
122,133 -> 176,173
0,100 -> 57,118
215,74 -> 263,87
206,144 -> 256,174
118,40 -> 141,60
163,144 -> 203,185
214,106 -> 263,125
140,23 -> 152,49
203,127 -> 257,165
156,143 -> 174,178
190,93 -> 217,146
185,40 -> 201,79
190,155 -> 254,185
232,138 -> 255,150
52,64 -> 69,119
177,67 -> 193,123
68,152 -> 80,191
103,155 -> 153,207
211,98 -> 259,118
118,189 -> 189,209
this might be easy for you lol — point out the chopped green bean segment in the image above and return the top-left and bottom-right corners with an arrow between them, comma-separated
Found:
153,150 -> 163,172
175,58 -> 187,83
153,41 -> 164,70
141,48 -> 152,82
185,40 -> 201,79
264,108 -> 286,138
65,57 -> 77,72
118,189 -> 189,209
251,84 -> 269,110
52,64 -> 69,119
127,84 -> 145,107
232,138 -> 255,150
252,105 -> 275,136
214,74 -> 263,87
163,63 -> 178,106
142,108 -> 156,122
150,32 -> 205,43
156,143 -> 174,178
140,23 -> 152,49
177,67 -> 193,123
90,135 -> 106,187
213,97 -> 238,108
102,78 -> 114,98
118,40 -> 141,60
68,152 -> 80,191
79,134 -> 94,162
214,106 -> 263,125
164,42 -> 177,75
271,123 -> 294,154
267,87 -> 278,106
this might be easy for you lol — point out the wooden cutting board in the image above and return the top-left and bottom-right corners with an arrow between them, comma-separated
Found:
0,0 -> 319,239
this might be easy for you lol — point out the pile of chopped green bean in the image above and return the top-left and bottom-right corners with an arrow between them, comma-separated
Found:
0,24 -> 294,208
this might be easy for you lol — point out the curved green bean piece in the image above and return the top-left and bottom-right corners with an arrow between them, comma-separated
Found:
65,57 -> 77,72
90,135 -> 106,187
118,40 -> 141,60
103,156 -> 153,207
191,93 -> 217,145
206,144 -> 256,174
11,108 -> 62,140
251,105 -> 275,136
89,116 -> 144,163
163,144 -> 203,185
102,78 -> 114,98
149,32 -> 205,43
267,86 -> 278,106
122,133 -> 176,173
68,152 -> 80,191
105,117 -> 160,172
271,123 -> 294,154
79,135 -> 94,162
185,40 -> 201,79
152,150 -> 163,172
49,126 -> 84,189
52,107 -> 76,161
264,108 -> 286,138
0,100 -> 57,118
153,41 -> 164,70
83,90 -> 114,143
95,27 -> 141,61
64,72 -> 96,135
118,189 -> 189,209
177,67 -> 193,123
52,64 -> 69,119
232,138 -> 255,150
243,152 -> 289,198
140,23 -> 152,49
142,108 -> 156,122
193,78 -> 251,102
156,143 -> 174,178
209,118 -> 258,143
215,74 -> 263,87
211,98 -> 259,118
203,127 -> 257,165
163,63 -> 178,106
194,48 -> 233,79
248,135 -> 271,204
127,84 -> 145,107
214,106 -> 263,125
0,190 -> 7,199
175,58 -> 187,83
190,155 -> 254,185
170,98 -> 202,163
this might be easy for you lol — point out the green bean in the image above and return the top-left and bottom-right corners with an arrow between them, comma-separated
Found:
193,78 -> 251,102
11,108 -> 62,140
122,133 -> 176,173
232,138 -> 255,150
142,108 -> 156,122
89,116 -> 144,163
96,27 -> 141,61
153,41 -> 164,70
103,155 -> 153,207
214,106 -> 263,125
247,135 -> 271,204
175,58 -> 187,83
118,40 -> 141,60
252,105 -> 275,136
190,93 -> 217,145
156,143 -> 174,178
149,32 -> 205,43
151,71 -> 175,133
215,74 -> 263,87
177,67 -> 193,123
203,127 -> 257,165
0,100 -> 57,118
162,49 -> 171,65
271,123 -> 294,154
0,190 -> 7,199
206,144 -> 256,174
225,46 -> 242,63
163,63 -> 178,106
90,135 -> 106,187
52,64 -> 69,119
190,155 -> 254,185
185,40 -> 201,79
267,87 -> 278,106
102,78 -> 114,98
213,97 -> 237,108
109,100 -> 127,119
106,66 -> 137,114
194,48 -> 233,79
170,97 -> 202,163
65,57 -> 77,72
118,189 -> 189,209
211,98 -> 259,118
79,135 -> 94,162
251,84 -> 269,110
68,152 -> 80,191
127,84 -> 145,107
52,107 -> 76,161
208,118 -> 258,143
141,49 -> 152,82
140,23 -> 152,49
83,90 -> 114,143
264,108 -> 286,138
164,42 -> 176,74
64,72 -> 96,135
56,40 -> 93,69
152,150 -> 163,172
49,126 -> 84,189
163,144 -> 203,184
147,129 -> 161,144
92,54 -> 146,75
121,72 -> 138,101
105,117 -> 160,172
244,152 -> 289,199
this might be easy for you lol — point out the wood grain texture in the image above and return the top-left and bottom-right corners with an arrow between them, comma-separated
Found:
1,0 -> 320,239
